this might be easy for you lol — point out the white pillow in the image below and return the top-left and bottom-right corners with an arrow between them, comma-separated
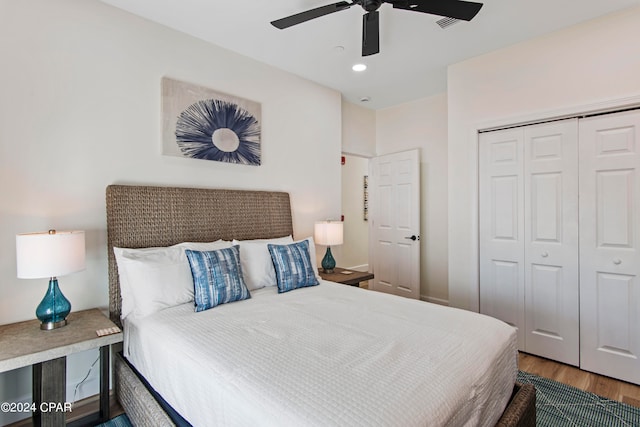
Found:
295,236 -> 321,280
114,240 -> 232,319
113,247 -> 138,320
232,236 -> 293,290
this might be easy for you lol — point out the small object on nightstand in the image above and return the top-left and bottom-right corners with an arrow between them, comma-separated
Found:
341,270 -> 354,274
96,326 -> 121,336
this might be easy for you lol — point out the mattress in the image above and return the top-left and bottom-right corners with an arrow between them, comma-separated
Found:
124,281 -> 518,427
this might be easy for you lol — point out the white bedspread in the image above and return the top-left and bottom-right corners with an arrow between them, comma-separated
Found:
125,281 -> 517,427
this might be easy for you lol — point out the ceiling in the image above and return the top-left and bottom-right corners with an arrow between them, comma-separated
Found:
100,0 -> 640,110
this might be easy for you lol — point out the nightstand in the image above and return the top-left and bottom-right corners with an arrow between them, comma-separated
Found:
0,308 -> 123,427
318,267 -> 374,287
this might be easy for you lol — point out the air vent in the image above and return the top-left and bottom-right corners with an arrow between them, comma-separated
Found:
436,17 -> 460,29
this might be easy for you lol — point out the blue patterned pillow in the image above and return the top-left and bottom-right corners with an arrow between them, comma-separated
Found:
268,240 -> 319,293
185,246 -> 250,312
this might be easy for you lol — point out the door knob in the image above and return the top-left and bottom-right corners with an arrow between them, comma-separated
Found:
613,258 -> 622,265
404,235 -> 419,241
541,251 -> 549,258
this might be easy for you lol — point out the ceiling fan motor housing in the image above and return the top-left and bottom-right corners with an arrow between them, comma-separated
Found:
361,0 -> 383,12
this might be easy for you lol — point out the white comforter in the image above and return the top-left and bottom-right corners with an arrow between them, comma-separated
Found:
125,281 -> 517,427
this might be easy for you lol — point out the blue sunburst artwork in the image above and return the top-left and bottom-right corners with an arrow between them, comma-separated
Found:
162,77 -> 262,166
176,99 -> 261,165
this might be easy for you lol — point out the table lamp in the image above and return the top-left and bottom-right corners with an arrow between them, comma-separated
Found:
16,230 -> 85,330
314,220 -> 343,274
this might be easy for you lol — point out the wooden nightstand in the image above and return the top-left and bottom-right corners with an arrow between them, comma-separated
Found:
318,267 -> 374,287
0,309 -> 123,427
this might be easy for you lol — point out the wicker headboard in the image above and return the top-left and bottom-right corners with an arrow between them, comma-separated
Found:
106,185 -> 294,327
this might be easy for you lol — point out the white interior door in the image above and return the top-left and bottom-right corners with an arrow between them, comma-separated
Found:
523,120 -> 579,366
479,129 -> 525,349
370,149 -> 420,299
579,109 -> 640,384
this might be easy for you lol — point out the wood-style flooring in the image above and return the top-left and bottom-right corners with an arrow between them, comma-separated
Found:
519,352 -> 640,408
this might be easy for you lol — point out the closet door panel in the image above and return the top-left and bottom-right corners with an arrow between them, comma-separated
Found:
530,172 -> 561,241
580,110 -> 640,384
524,120 -> 579,365
479,130 -> 525,349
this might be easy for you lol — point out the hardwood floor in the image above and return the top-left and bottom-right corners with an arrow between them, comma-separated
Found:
518,352 -> 640,408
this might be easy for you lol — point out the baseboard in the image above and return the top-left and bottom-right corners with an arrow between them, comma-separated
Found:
421,295 -> 449,306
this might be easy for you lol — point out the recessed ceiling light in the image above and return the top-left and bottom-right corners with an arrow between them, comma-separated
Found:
352,63 -> 367,72
360,96 -> 371,103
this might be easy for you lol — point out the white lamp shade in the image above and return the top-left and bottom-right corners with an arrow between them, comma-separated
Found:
314,221 -> 343,246
16,230 -> 86,279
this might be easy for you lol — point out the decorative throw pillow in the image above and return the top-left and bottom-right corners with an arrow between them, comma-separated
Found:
268,240 -> 319,293
185,246 -> 250,312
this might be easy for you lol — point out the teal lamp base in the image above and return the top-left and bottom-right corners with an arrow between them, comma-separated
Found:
36,278 -> 71,330
321,247 -> 336,274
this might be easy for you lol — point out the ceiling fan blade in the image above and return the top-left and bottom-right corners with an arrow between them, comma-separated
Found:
362,11 -> 380,56
271,1 -> 354,29
391,0 -> 483,21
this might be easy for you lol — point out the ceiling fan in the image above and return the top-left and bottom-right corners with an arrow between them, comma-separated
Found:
271,0 -> 483,57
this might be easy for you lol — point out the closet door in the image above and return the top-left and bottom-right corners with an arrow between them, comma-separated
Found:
579,110 -> 640,384
523,120 -> 579,366
479,129 -> 525,349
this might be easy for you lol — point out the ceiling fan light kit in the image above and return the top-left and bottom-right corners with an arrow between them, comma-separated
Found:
271,0 -> 483,56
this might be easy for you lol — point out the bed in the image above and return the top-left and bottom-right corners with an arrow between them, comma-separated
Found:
106,184 -> 535,427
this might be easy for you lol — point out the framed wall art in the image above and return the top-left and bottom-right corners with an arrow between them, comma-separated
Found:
162,77 -> 261,166
364,175 -> 369,221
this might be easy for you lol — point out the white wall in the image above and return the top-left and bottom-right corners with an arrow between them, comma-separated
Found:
376,94 -> 449,303
340,100 -> 375,271
341,99 -> 376,157
341,155 -> 370,270
447,6 -> 640,311
0,0 -> 341,422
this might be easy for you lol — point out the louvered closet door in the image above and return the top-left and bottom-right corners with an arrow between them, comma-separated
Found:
579,110 -> 640,384
479,129 -> 525,349
523,120 -> 579,366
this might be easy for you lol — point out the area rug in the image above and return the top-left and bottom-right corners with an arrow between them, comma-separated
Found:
97,372 -> 640,427
517,370 -> 640,426
95,414 -> 132,427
